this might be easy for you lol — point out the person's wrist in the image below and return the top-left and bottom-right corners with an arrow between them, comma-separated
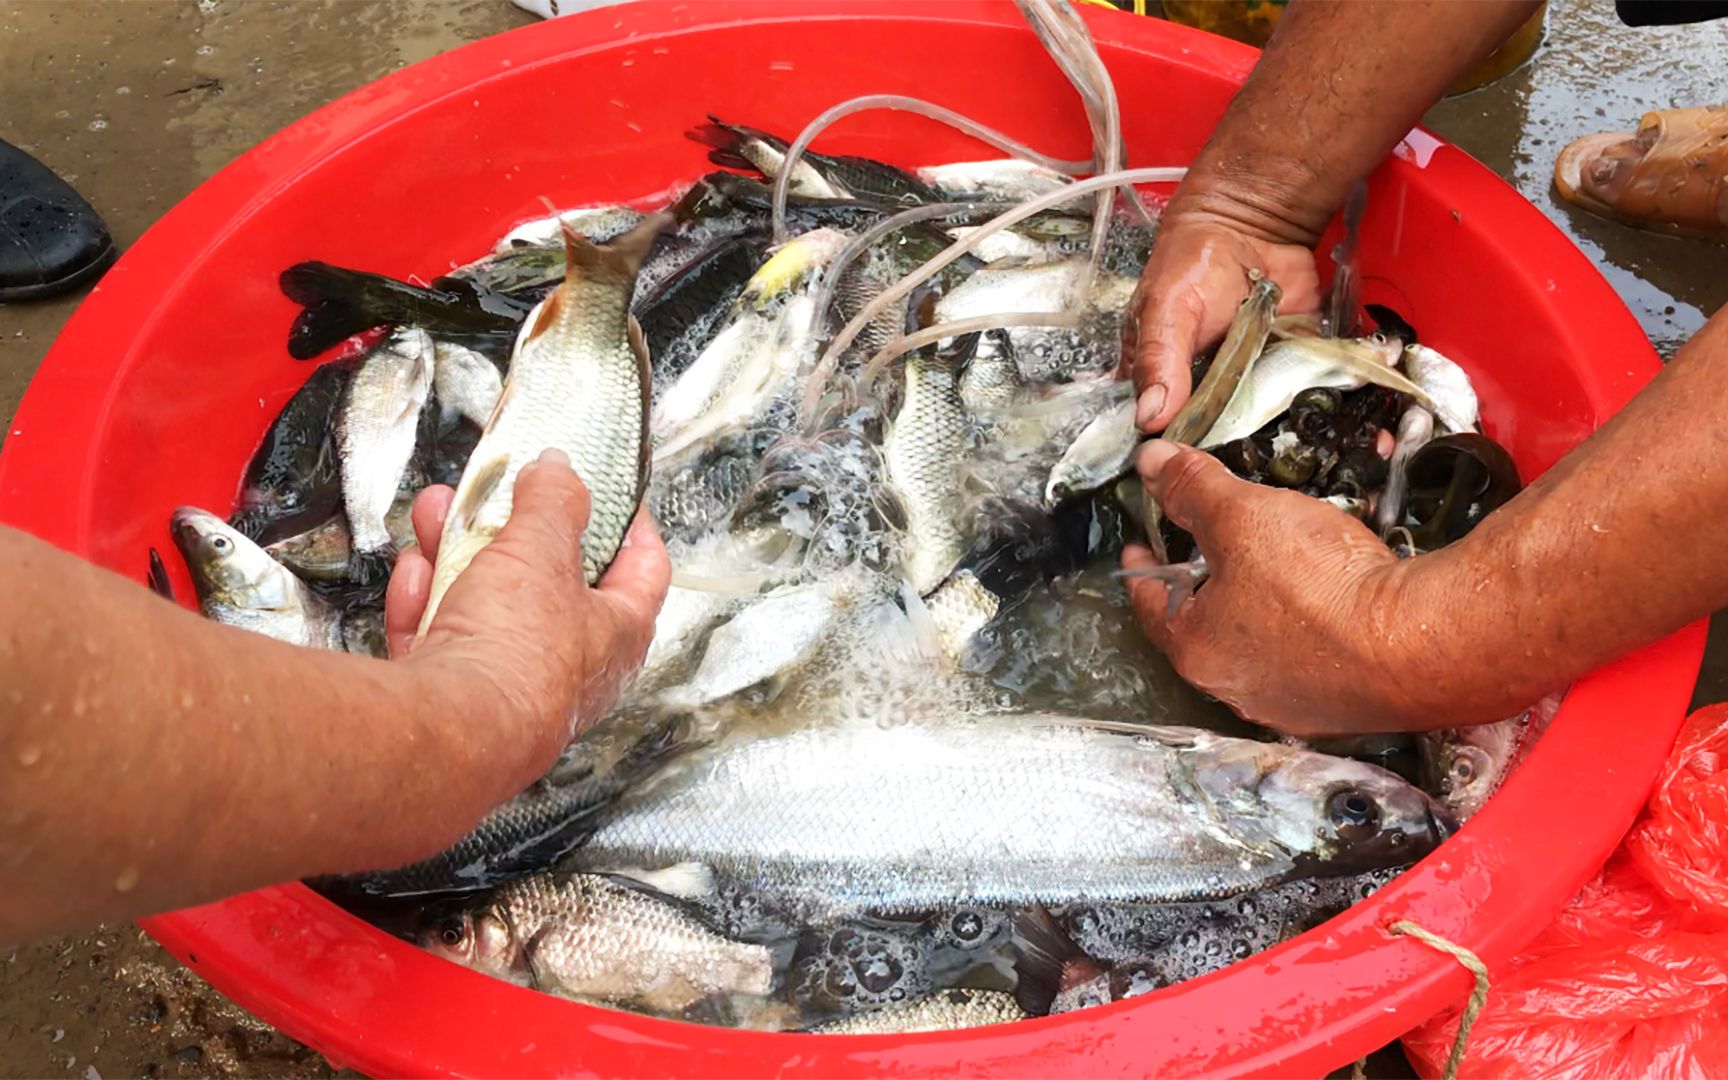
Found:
402,646 -> 572,796
1164,156 -> 1333,251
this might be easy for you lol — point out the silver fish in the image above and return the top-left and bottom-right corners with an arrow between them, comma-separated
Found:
432,340 -> 503,428
419,873 -> 773,1014
886,346 -> 972,595
638,584 -> 740,694
574,718 -> 1451,916
1375,405 -> 1436,538
923,570 -> 1000,660
170,507 -> 343,650
418,217 -> 666,638
1196,335 -> 1403,450
650,229 -> 847,470
492,204 -> 648,253
1418,693 -> 1561,819
338,328 -> 434,556
958,330 -> 1024,415
810,989 -> 1027,1034
1402,344 -> 1480,433
918,159 -> 1072,200
1045,394 -> 1136,507
661,578 -> 855,707
264,496 -> 414,583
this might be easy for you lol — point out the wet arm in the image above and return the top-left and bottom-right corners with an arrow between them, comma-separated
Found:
0,527 -> 539,945
1172,0 -> 1544,246
1387,307 -> 1728,724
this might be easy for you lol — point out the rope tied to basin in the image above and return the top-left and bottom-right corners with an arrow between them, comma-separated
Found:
1386,919 -> 1491,1080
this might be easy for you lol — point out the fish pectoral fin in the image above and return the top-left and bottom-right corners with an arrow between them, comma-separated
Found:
451,454 -> 510,534
607,862 -> 716,900
1010,907 -> 1082,1017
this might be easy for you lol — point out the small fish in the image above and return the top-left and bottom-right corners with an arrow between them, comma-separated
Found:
278,261 -> 521,360
1045,394 -> 1136,508
634,234 -> 768,386
1196,335 -> 1403,450
885,342 -> 973,595
661,578 -> 855,707
491,204 -> 649,253
337,328 -> 434,579
958,330 -> 1024,414
419,873 -> 773,1014
229,361 -> 350,546
418,215 -> 668,638
170,507 -> 344,650
1376,405 -> 1436,539
637,585 -> 741,694
1419,694 -> 1561,819
809,989 -> 1027,1034
1402,344 -> 1480,433
690,117 -> 941,206
923,569 -> 1000,661
264,496 -> 415,584
918,159 -> 1072,200
1162,275 -> 1283,447
432,340 -> 503,428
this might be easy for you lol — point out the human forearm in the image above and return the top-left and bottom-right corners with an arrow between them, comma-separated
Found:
1394,309 -> 1728,722
0,527 -> 549,942
1172,0 -> 1543,245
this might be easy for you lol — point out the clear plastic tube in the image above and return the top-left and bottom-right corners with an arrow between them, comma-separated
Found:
798,200 -> 1010,424
857,311 -> 1085,397
769,94 -> 1093,241
816,166 -> 1186,379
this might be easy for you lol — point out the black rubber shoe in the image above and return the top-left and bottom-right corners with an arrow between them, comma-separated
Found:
0,138 -> 116,302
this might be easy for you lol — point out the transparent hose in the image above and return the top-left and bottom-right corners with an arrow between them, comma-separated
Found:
799,200 -> 1010,424
770,94 -> 1093,241
857,311 -> 1085,398
816,166 -> 1187,379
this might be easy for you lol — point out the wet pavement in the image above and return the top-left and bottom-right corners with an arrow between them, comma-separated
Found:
0,0 -> 1723,1076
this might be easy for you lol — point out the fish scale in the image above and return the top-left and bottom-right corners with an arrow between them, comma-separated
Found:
885,349 -> 970,595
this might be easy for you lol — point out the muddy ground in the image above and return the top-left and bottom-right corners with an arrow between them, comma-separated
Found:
0,0 -> 1724,1076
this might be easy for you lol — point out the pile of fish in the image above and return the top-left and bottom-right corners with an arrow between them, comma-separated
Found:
157,0 -> 1555,1037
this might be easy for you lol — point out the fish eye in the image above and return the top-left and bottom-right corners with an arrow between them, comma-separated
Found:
435,918 -> 466,947
1326,788 -> 1381,842
1450,757 -> 1477,783
205,534 -> 233,558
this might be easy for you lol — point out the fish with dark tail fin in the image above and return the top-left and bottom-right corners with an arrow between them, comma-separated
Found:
279,262 -> 521,360
416,213 -> 672,639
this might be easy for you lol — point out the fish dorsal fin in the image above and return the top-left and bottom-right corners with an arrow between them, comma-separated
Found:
453,453 -> 510,534
542,206 -> 675,292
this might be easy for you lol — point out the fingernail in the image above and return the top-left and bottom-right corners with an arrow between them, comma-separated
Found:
1135,439 -> 1179,481
1136,384 -> 1167,429
536,448 -> 571,469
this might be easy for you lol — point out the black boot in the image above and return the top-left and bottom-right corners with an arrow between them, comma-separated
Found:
0,139 -> 116,302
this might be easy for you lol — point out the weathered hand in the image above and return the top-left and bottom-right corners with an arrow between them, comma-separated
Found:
385,450 -> 670,757
1128,208 -> 1322,432
1123,440 -> 1437,738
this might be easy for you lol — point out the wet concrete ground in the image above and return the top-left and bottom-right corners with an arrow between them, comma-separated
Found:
0,0 -> 1723,1075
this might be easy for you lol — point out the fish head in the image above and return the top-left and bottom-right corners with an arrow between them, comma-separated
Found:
170,507 -> 302,614
417,906 -> 521,978
1197,741 -> 1453,871
742,227 -> 849,306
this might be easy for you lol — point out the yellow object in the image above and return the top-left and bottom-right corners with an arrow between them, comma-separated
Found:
1159,0 -> 1545,95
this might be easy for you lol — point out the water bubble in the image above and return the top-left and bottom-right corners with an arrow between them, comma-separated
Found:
115,86 -> 130,95
196,44 -> 215,56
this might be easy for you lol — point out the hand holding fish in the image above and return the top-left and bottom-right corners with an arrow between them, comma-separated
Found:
385,449 -> 671,749
1122,440 -> 1426,737
1127,205 -> 1320,433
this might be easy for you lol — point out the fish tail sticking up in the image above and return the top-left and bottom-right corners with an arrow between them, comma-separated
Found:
146,548 -> 175,602
547,209 -> 677,296
1116,556 -> 1210,620
278,262 -> 434,360
1010,907 -> 1089,1017
685,116 -> 782,173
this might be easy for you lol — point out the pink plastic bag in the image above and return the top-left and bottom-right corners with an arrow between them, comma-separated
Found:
1403,706 -> 1728,1079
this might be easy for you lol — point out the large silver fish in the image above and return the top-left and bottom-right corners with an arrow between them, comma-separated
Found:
337,328 -> 434,560
417,216 -> 667,638
573,718 -> 1451,916
885,345 -> 972,595
419,873 -> 773,1014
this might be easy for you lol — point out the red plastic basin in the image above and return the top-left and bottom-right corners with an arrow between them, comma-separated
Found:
0,3 -> 1703,1076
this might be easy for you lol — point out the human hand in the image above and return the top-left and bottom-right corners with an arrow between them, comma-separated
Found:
1123,440 -> 1442,738
384,450 -> 670,761
1127,202 -> 1323,432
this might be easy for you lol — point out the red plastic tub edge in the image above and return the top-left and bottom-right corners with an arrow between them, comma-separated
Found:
1,3 -> 1705,1076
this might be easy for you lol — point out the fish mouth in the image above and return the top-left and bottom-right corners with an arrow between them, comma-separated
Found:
169,506 -> 219,546
1427,805 -> 1460,842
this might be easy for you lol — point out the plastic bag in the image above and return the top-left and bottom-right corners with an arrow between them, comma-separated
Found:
1403,704 -> 1728,1079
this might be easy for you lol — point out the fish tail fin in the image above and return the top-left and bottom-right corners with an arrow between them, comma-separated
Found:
540,208 -> 674,296
1116,557 -> 1210,620
279,262 -> 437,360
1011,907 -> 1085,1017
146,547 -> 175,602
686,115 -> 784,172
344,547 -> 397,595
